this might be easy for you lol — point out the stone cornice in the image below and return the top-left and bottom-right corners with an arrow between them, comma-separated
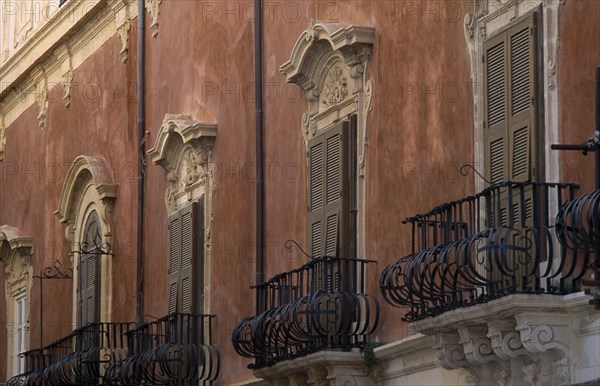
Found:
0,225 -> 34,259
0,0 -> 138,131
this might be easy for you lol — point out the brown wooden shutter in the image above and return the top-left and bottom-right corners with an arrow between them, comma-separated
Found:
78,211 -> 100,327
508,16 -> 537,183
168,201 -> 202,314
484,13 -> 538,186
484,32 -> 509,185
168,212 -> 181,314
308,121 -> 351,259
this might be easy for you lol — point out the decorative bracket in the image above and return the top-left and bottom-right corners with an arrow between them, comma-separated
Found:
145,0 -> 162,38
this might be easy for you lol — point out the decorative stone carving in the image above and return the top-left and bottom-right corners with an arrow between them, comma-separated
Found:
145,0 -> 162,38
322,65 -> 348,107
63,70 -> 74,108
434,332 -> 468,370
147,114 -> 216,213
33,66 -> 48,129
117,20 -> 131,63
111,0 -> 134,63
487,320 -> 527,360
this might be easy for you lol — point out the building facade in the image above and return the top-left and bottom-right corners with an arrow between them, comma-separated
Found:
0,0 -> 598,385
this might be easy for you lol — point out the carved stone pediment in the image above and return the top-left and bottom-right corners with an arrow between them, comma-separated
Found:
0,226 -> 33,287
280,23 -> 375,144
54,155 -> 117,246
147,114 -> 216,213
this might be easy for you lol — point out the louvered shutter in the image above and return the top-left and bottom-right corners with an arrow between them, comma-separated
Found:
483,14 -> 539,289
168,201 -> 203,314
78,211 -> 100,328
508,16 -> 537,183
308,121 -> 350,259
168,212 -> 181,314
484,33 -> 509,186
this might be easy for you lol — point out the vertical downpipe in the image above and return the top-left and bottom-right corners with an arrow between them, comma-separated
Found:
136,0 -> 146,325
595,67 -> 600,189
254,0 -> 265,285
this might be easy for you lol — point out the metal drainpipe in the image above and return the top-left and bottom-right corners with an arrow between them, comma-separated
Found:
254,0 -> 265,285
136,0 -> 146,325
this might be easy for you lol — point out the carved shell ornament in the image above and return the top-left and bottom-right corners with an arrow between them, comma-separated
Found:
322,66 -> 348,106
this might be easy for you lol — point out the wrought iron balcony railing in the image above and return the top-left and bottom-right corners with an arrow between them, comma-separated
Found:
115,313 -> 220,385
232,256 -> 379,369
6,322 -> 133,386
380,181 -> 593,321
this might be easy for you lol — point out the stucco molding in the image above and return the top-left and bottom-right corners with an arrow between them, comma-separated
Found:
110,0 -> 134,63
33,66 -> 49,129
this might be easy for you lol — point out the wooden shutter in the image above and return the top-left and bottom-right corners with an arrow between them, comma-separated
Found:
308,121 -> 351,259
168,200 -> 203,314
78,211 -> 100,328
484,13 -> 538,186
483,14 -> 539,289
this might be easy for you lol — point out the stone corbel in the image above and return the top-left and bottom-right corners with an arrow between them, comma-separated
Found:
515,313 -> 571,385
55,44 -> 74,108
111,0 -> 133,63
434,332 -> 469,370
145,0 -> 162,38
458,326 -> 497,365
487,319 -> 528,360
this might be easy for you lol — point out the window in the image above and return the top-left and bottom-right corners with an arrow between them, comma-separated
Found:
13,293 -> 27,374
308,119 -> 356,260
168,200 -> 204,314
483,12 -> 540,187
77,211 -> 101,327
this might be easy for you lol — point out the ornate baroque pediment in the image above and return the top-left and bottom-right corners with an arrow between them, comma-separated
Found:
280,22 -> 375,148
0,225 -> 33,294
147,114 -> 216,213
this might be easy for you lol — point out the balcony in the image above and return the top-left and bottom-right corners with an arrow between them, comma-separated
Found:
379,181 -> 592,321
118,313 -> 220,385
6,322 -> 133,386
232,256 -> 379,369
6,313 -> 220,385
379,181 -> 600,385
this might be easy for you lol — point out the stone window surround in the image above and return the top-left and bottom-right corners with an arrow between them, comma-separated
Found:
54,155 -> 117,325
0,225 -> 33,378
464,0 -> 562,197
146,113 -> 216,313
280,21 -> 375,268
